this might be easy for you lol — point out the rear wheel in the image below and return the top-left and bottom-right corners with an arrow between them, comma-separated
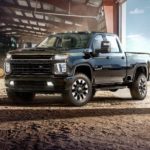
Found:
7,90 -> 35,103
63,74 -> 93,106
130,74 -> 147,100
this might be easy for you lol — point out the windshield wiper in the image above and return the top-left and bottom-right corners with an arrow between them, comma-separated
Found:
36,46 -> 54,49
43,46 -> 69,51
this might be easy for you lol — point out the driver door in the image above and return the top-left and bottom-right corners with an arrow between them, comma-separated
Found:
93,35 -> 126,85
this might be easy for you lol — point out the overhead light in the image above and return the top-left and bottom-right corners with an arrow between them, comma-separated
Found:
35,11 -> 97,19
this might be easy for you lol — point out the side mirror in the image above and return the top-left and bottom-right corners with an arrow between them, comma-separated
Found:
100,41 -> 111,53
83,49 -> 92,57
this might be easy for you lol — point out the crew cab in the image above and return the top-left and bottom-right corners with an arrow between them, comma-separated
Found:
4,32 -> 150,106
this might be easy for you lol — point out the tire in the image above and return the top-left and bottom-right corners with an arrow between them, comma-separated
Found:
130,74 -> 147,100
63,73 -> 93,106
7,90 -> 35,103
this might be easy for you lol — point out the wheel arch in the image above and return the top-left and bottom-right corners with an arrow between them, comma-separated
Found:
73,64 -> 94,82
133,65 -> 148,81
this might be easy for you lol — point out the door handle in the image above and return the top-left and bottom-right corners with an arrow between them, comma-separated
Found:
121,56 -> 125,59
95,65 -> 103,70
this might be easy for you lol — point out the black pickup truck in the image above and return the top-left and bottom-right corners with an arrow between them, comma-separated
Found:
4,32 -> 150,106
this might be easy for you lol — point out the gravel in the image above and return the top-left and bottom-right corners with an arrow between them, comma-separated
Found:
0,78 -> 150,150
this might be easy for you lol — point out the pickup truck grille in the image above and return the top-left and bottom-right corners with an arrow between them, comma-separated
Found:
12,55 -> 52,59
11,60 -> 52,75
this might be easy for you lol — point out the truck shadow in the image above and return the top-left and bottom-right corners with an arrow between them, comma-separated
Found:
0,106 -> 149,122
0,95 -> 149,122
0,95 -> 132,107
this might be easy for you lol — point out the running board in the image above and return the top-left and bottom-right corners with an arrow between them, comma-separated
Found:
94,85 -> 127,91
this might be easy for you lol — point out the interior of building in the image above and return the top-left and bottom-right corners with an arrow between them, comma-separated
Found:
0,0 -> 126,67
2,1 -> 150,149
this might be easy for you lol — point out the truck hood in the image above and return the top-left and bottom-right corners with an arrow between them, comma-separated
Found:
9,47 -> 68,56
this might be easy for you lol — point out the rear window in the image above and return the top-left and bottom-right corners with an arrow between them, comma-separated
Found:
106,36 -> 120,53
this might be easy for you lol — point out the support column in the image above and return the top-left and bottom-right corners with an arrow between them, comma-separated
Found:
119,1 -> 127,49
103,0 -> 119,34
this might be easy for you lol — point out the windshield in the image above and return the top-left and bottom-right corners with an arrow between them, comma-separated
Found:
37,33 -> 92,50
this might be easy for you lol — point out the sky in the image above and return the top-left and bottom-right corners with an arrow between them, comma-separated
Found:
126,0 -> 150,52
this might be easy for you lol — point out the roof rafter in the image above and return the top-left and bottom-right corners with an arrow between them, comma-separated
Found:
39,0 -> 99,16
0,1 -> 82,25
0,18 -> 50,30
0,25 -> 49,34
5,32 -> 45,38
0,29 -> 47,36
0,12 -> 75,30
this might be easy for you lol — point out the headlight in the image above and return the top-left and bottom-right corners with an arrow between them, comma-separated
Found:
5,62 -> 11,73
54,55 -> 68,60
6,54 -> 12,59
54,63 -> 67,74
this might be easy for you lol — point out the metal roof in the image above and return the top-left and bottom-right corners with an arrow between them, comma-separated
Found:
0,0 -> 105,42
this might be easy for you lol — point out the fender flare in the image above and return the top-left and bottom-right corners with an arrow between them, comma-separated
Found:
72,63 -> 94,82
132,64 -> 148,81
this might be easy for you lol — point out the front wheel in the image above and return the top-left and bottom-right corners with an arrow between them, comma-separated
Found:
63,74 -> 93,106
130,74 -> 147,100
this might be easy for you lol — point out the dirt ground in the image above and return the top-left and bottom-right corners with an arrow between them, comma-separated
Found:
0,79 -> 150,150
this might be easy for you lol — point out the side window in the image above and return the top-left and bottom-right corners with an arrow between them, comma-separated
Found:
93,35 -> 103,50
106,36 -> 120,53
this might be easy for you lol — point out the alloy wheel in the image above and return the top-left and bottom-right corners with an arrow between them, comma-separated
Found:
138,77 -> 147,96
72,79 -> 89,102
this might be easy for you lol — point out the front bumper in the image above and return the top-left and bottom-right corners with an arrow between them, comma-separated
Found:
5,75 -> 73,93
